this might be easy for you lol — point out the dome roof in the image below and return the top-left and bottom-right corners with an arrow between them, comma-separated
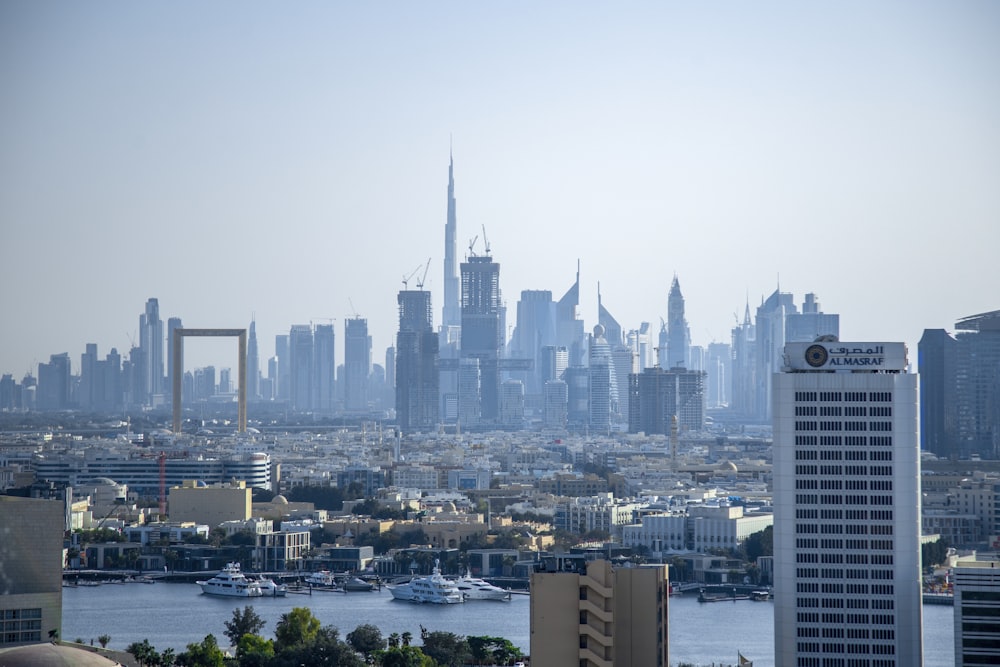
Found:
440,501 -> 457,513
90,477 -> 118,486
273,494 -> 289,504
0,643 -> 122,667
717,460 -> 738,473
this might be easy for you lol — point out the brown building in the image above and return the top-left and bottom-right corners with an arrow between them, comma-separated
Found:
0,496 -> 64,647
530,558 -> 669,667
169,480 -> 251,526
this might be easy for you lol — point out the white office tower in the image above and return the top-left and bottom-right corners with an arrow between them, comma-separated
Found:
773,341 -> 922,667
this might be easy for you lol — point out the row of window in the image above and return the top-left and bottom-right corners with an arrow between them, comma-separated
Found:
0,609 -> 43,647
795,568 -> 897,582
795,435 -> 895,447
798,659 -> 899,667
794,421 -> 894,432
793,391 -> 893,402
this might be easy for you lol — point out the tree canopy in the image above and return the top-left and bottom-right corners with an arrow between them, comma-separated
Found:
274,607 -> 321,651
224,606 -> 266,647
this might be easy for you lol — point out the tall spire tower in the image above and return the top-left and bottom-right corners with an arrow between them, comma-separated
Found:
666,275 -> 690,369
442,148 -> 461,329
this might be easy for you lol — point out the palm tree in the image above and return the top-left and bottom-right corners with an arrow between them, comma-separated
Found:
97,634 -> 111,648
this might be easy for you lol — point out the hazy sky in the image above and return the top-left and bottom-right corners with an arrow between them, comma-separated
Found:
2,1 -> 998,377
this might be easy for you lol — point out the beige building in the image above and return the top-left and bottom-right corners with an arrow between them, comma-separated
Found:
530,558 -> 669,667
0,497 -> 63,647
169,480 -> 251,527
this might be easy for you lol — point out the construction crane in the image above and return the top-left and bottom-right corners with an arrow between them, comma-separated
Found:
468,234 -> 479,257
415,257 -> 431,290
481,224 -> 490,255
401,264 -> 421,290
348,298 -> 360,319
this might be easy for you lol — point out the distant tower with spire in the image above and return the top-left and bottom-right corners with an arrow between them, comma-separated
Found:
442,148 -> 461,329
666,275 -> 691,369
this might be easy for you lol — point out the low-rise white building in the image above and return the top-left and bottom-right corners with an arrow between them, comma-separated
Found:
621,504 -> 773,555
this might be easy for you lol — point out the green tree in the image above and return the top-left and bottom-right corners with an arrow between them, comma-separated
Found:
126,639 -> 160,667
419,627 -> 471,667
274,607 -> 321,650
401,631 -> 412,647
160,647 -> 176,666
387,633 -> 400,649
379,646 -> 434,667
97,634 -> 111,648
922,537 -> 950,569
223,530 -> 258,546
273,626 -> 364,667
467,636 -> 522,666
236,634 -> 274,667
667,555 -> 690,583
285,484 -> 346,511
346,623 -> 384,658
175,634 -> 225,667
224,605 -> 266,647
744,525 -> 773,562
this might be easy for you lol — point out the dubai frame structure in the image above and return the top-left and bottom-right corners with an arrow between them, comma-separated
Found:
172,328 -> 247,434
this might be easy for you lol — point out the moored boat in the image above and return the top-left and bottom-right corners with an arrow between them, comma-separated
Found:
388,561 -> 463,604
304,570 -> 339,588
197,563 -> 263,598
253,576 -> 288,597
453,572 -> 510,601
343,576 -> 375,592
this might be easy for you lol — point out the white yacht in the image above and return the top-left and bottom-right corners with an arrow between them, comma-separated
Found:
252,575 -> 288,597
197,563 -> 263,598
453,572 -> 510,601
303,570 -> 338,588
388,561 -> 463,604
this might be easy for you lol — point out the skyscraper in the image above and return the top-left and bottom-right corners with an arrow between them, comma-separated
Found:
274,334 -> 289,402
79,343 -> 98,410
628,365 -> 705,434
442,150 -> 461,330
314,324 -> 335,413
705,342 -> 732,408
166,317 -> 182,408
666,276 -> 690,370
246,318 -> 260,401
344,317 -> 371,412
139,298 -> 164,405
36,353 -> 70,411
461,252 -> 502,425
598,288 -> 632,422
919,310 -> 1000,460
589,324 -> 617,433
510,290 -> 556,396
773,340 -> 922,666
730,302 -> 756,417
556,263 -> 586,367
396,289 -> 439,433
288,325 -> 313,411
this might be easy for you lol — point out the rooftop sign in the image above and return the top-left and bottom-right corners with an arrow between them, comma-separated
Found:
783,342 -> 907,372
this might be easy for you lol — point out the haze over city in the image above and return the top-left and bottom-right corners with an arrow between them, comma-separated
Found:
2,1 -> 998,375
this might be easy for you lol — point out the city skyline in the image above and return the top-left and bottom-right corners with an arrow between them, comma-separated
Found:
2,2 -> 999,376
